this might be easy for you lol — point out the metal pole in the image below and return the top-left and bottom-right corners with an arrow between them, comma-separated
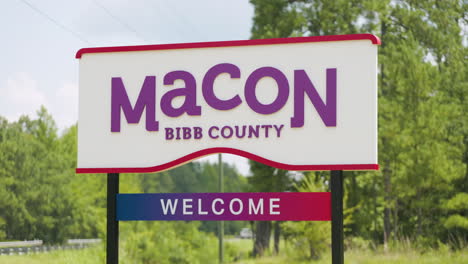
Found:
331,170 -> 344,264
218,154 -> 224,264
107,173 -> 119,264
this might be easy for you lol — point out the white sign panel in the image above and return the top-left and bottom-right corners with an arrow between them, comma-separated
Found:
76,34 -> 379,173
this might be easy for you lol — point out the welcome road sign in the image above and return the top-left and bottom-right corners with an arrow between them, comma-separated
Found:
75,34 -> 379,174
76,34 -> 380,264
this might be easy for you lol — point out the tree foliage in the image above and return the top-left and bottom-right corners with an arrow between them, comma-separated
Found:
0,107 -> 248,247
247,160 -> 294,256
250,0 -> 467,254
0,108 -> 105,243
282,173 -> 330,259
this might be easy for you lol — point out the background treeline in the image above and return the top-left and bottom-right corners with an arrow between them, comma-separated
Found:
0,108 -> 249,263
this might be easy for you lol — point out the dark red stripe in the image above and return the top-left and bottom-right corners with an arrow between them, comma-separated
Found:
76,34 -> 381,59
76,147 -> 379,174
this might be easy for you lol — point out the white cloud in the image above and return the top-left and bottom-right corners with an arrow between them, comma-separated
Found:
50,82 -> 78,131
0,74 -> 77,132
1,73 -> 48,122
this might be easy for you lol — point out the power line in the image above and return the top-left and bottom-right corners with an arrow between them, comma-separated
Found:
146,1 -> 184,41
92,0 -> 150,43
19,0 -> 93,45
148,0 -> 203,41
158,0 -> 205,39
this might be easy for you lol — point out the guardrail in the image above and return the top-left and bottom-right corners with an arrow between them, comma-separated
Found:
67,239 -> 101,245
0,239 -> 101,256
0,240 -> 43,248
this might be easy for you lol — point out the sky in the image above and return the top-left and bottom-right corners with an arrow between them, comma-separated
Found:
0,0 -> 254,175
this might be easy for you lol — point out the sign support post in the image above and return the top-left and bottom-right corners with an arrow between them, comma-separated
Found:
331,170 -> 344,264
218,154 -> 224,264
107,173 -> 119,264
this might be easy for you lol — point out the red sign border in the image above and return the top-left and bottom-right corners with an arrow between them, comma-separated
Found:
76,34 -> 380,59
76,147 -> 379,173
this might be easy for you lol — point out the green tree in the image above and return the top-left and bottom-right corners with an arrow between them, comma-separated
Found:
282,173 -> 330,259
250,0 -> 467,250
247,160 -> 294,256
0,108 -> 107,243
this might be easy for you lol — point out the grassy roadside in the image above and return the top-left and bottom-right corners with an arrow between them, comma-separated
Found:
223,238 -> 468,264
0,241 -> 466,264
232,249 -> 468,264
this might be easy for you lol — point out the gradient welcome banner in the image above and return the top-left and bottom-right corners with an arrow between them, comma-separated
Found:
117,192 -> 331,221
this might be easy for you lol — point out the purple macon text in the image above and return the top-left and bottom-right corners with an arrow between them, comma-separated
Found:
110,63 -> 337,132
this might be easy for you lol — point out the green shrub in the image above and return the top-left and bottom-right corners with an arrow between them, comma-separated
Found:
121,221 -> 218,264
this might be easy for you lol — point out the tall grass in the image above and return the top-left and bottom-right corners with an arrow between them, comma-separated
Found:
0,242 -> 466,264
232,249 -> 468,264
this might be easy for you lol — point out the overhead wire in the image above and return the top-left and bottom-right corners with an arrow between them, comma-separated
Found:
150,0 -> 205,41
19,0 -> 203,47
91,0 -> 150,43
158,0 -> 203,37
19,0 -> 93,45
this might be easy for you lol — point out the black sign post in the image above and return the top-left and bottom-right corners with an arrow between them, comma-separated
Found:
331,170 -> 344,264
106,170 -> 344,264
107,173 -> 119,264
105,170 -> 344,264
